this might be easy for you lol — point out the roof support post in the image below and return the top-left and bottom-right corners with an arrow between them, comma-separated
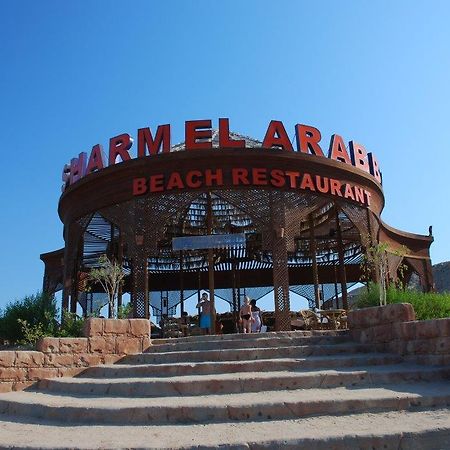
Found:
131,200 -> 149,319
117,229 -> 123,310
308,213 -> 321,310
270,192 -> 291,331
179,251 -> 185,315
335,205 -> 348,310
206,192 -> 216,335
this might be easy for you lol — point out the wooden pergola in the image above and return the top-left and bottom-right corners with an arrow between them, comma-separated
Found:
41,133 -> 434,331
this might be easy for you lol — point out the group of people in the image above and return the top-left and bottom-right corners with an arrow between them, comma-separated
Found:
196,293 -> 264,334
239,295 -> 263,333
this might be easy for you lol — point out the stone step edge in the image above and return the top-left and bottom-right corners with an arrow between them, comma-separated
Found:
0,408 -> 448,449
42,364 -> 450,386
151,330 -> 348,345
37,366 -> 450,397
2,384 -> 450,425
136,342 -> 373,358
84,353 -> 403,378
148,335 -> 351,352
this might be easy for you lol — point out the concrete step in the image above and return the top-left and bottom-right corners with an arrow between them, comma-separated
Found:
151,329 -> 348,346
1,382 -> 450,425
37,365 -> 450,397
147,333 -> 351,352
123,342 -> 376,365
1,408 -> 449,449
84,352 -> 403,378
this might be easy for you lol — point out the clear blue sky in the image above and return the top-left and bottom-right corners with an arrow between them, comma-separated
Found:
1,0 -> 449,313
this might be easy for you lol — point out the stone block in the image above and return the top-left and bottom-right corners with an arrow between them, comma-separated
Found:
83,318 -> 104,337
103,354 -> 122,365
59,338 -> 89,353
415,320 -> 442,339
36,337 -> 60,353
0,367 -> 26,381
129,319 -> 150,337
350,329 -> 362,342
358,328 -> 374,344
12,381 -> 35,391
387,340 -> 407,355
372,324 -> 395,343
58,367 -> 86,378
28,367 -> 59,380
116,337 -> 141,355
44,353 -> 76,368
0,382 -> 14,393
380,303 -> 415,324
88,336 -> 116,354
104,319 -> 129,335
15,351 -> 45,367
74,353 -> 103,367
436,318 -> 450,337
435,337 -> 450,354
396,321 -> 416,340
348,306 -> 382,329
0,351 -> 15,367
349,303 -> 416,330
412,354 -> 445,366
141,336 -> 152,352
406,339 -> 436,355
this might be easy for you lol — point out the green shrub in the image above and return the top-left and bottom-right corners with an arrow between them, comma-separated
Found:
0,292 -> 58,343
0,292 -> 85,346
355,283 -> 450,320
117,303 -> 133,319
59,311 -> 84,338
17,318 -> 52,347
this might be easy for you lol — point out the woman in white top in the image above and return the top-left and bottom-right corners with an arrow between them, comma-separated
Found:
250,299 -> 262,333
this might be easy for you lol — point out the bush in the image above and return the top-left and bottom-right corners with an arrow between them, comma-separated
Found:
59,311 -> 85,338
117,303 -> 133,319
0,292 -> 58,344
355,283 -> 450,320
0,292 -> 85,346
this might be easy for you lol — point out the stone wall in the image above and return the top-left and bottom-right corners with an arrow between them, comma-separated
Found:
0,318 -> 150,392
348,303 -> 450,365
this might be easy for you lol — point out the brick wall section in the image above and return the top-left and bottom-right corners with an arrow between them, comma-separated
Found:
348,303 -> 450,366
0,318 -> 150,393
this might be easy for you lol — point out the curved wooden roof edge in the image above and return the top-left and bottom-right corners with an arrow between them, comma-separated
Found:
378,220 -> 433,258
40,248 -> 64,264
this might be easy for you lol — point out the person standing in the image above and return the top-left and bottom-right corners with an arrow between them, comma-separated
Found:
250,299 -> 262,333
239,296 -> 253,333
196,292 -> 213,335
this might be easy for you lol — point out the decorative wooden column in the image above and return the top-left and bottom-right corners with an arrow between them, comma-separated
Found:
131,237 -> 149,318
308,214 -> 320,310
206,192 -> 216,334
62,223 -> 79,315
335,205 -> 348,310
116,230 -> 123,310
271,192 -> 291,331
131,201 -> 150,319
179,251 -> 185,315
366,208 -> 380,285
333,265 -> 339,308
70,253 -> 80,314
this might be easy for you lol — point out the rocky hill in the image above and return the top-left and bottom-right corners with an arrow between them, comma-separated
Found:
433,261 -> 450,293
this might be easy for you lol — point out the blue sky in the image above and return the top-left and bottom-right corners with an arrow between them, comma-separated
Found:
1,1 -> 449,313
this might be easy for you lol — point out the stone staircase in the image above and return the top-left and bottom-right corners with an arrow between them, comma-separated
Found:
0,330 -> 449,449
